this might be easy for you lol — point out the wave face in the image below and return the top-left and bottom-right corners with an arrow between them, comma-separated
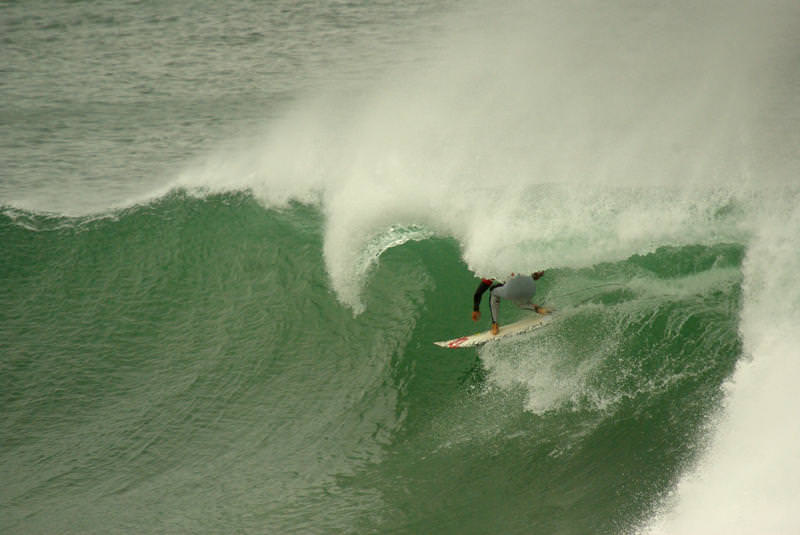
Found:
2,0 -> 800,534
0,194 -> 747,533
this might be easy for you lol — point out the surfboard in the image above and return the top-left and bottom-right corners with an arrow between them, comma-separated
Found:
434,312 -> 553,349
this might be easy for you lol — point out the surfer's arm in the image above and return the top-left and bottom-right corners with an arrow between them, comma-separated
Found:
472,279 -> 493,320
473,281 -> 491,311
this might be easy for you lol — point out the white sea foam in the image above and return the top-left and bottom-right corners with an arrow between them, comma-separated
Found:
642,196 -> 800,535
478,312 -> 616,415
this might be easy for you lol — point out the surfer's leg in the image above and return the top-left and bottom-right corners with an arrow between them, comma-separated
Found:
490,290 -> 501,325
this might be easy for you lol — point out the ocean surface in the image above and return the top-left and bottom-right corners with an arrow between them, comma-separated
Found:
3,1 -> 800,533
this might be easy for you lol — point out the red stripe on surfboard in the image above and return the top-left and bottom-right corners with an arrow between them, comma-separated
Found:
448,337 -> 470,348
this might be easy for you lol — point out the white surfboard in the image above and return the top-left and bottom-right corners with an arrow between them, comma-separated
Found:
434,312 -> 553,349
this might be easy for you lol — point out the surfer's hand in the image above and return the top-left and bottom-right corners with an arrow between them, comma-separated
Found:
472,310 -> 480,321
533,271 -> 544,280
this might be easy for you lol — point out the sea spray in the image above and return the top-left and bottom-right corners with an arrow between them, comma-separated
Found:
643,196 -> 800,535
169,1 -> 784,314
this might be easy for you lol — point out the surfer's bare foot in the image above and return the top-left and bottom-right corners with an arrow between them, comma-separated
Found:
534,305 -> 550,314
491,323 -> 499,335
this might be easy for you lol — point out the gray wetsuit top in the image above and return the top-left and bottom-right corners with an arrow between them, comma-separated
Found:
492,274 -> 536,302
490,274 -> 536,323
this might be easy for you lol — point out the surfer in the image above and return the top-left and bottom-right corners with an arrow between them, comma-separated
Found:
472,272 -> 546,335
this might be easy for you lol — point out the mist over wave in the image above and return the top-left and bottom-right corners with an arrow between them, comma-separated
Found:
166,1 -> 797,314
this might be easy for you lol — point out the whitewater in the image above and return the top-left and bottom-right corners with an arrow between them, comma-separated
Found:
2,1 -> 799,533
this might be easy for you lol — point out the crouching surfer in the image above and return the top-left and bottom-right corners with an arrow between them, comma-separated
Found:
472,271 -> 549,335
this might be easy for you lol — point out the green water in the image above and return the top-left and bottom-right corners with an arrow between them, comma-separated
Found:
2,193 -> 746,533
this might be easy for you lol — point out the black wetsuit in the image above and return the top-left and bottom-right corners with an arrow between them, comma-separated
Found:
473,278 -> 501,315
